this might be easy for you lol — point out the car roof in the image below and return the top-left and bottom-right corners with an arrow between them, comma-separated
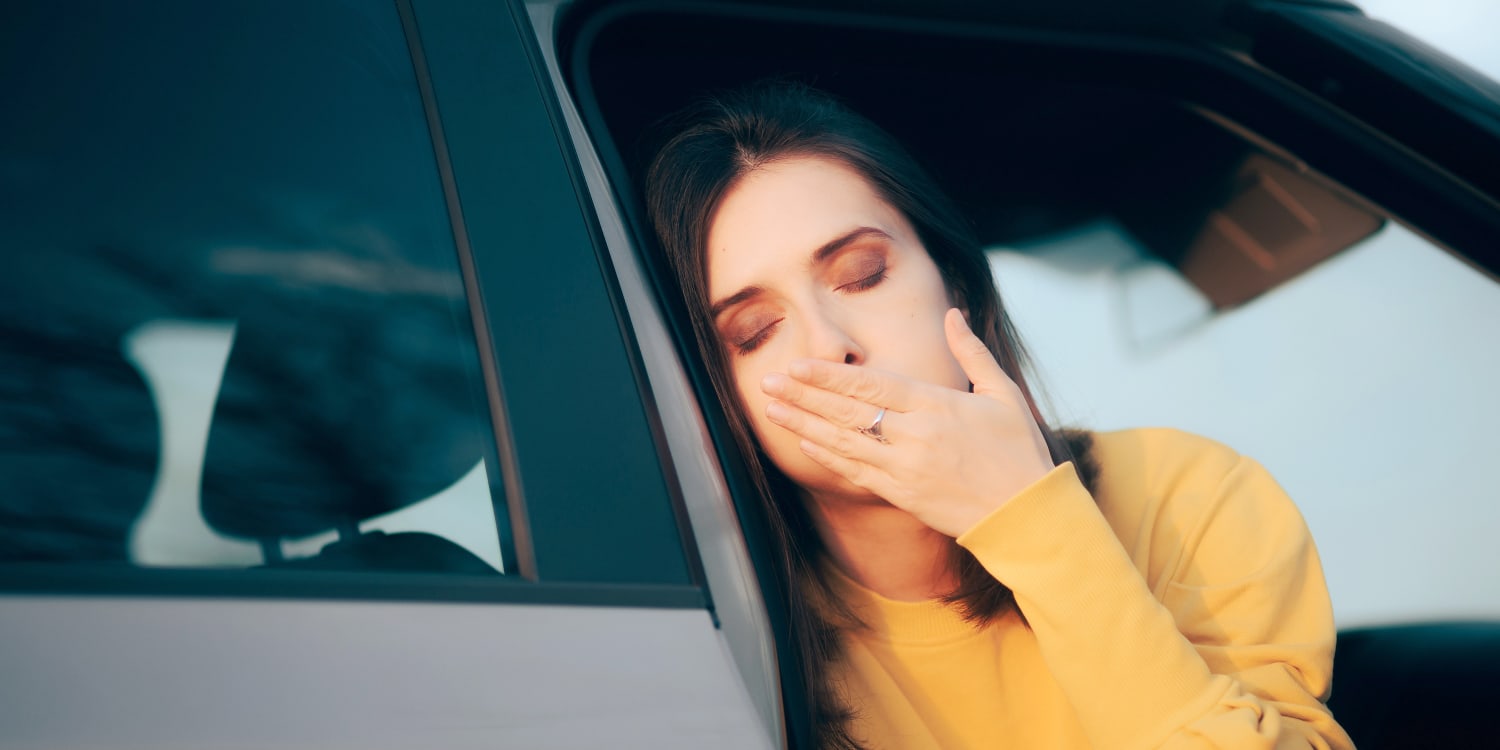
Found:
564,0 -> 1365,48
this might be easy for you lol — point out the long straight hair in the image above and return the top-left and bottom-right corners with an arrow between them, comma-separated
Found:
646,81 -> 1098,750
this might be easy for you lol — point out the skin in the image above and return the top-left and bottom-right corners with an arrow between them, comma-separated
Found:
706,156 -> 1055,601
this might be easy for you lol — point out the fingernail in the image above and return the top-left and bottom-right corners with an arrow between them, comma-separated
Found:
766,401 -> 790,422
761,373 -> 788,395
788,360 -> 811,380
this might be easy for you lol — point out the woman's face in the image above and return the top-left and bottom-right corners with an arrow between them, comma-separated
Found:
706,155 -> 970,498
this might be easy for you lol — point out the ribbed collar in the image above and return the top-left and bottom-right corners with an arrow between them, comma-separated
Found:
824,562 -> 984,646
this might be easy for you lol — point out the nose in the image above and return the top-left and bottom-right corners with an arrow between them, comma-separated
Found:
802,306 -> 865,366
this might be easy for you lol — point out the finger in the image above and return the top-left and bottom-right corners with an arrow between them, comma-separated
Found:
944,308 -> 1015,400
762,372 -> 886,430
785,360 -> 919,412
765,399 -> 887,463
798,438 -> 900,499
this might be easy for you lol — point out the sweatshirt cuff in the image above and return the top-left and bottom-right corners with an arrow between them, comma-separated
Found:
955,461 -> 1088,555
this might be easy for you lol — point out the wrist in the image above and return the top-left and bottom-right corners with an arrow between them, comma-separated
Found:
955,462 -> 1082,544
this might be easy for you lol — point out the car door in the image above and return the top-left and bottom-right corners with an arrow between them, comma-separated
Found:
0,1 -> 772,748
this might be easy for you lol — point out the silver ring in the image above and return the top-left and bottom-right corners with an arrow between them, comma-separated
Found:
857,407 -> 890,444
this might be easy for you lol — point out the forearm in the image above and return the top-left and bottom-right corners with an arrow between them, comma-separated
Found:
957,462 -> 1351,749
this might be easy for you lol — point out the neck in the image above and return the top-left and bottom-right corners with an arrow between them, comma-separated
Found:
804,489 -> 957,602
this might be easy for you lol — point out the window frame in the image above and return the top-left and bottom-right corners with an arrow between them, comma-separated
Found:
0,0 -> 706,609
560,2 -> 1500,746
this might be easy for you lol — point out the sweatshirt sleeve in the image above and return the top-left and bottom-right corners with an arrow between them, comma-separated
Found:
955,446 -> 1354,750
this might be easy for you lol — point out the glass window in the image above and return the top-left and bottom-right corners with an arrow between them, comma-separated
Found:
986,129 -> 1498,627
0,1 -> 510,575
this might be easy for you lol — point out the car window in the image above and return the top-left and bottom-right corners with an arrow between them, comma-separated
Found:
989,174 -> 1499,627
0,0 -> 511,575
576,5 -> 1499,630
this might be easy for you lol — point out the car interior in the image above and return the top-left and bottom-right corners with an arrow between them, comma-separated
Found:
572,7 -> 1386,309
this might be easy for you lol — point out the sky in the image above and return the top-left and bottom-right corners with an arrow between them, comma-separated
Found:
1357,0 -> 1500,80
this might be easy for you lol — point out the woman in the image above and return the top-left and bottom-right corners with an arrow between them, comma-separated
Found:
646,81 -> 1352,750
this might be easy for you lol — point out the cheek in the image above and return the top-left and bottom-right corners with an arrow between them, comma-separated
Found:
731,362 -> 775,440
731,360 -> 814,472
875,281 -> 969,390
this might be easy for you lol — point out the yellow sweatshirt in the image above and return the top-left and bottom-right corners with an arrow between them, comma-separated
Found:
831,428 -> 1354,749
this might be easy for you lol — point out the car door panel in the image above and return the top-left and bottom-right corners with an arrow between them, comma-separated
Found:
0,597 -> 769,750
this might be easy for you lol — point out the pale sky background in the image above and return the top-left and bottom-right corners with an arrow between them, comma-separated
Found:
1358,0 -> 1500,80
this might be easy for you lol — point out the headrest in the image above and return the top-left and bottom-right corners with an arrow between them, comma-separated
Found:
199,256 -> 487,541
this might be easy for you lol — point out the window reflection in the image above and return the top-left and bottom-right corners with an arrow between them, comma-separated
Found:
0,0 -> 507,574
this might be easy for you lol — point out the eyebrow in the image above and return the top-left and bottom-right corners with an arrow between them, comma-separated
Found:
709,226 -> 893,320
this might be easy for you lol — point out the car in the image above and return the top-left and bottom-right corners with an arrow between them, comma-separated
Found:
1,1 -> 1496,748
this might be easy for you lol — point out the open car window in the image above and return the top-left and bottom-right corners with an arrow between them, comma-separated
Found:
570,0 -> 1500,642
991,210 -> 1497,626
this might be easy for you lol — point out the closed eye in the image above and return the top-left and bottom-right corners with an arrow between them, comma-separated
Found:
732,318 -> 782,355
838,268 -> 887,293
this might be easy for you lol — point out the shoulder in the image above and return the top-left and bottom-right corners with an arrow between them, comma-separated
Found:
1088,427 -> 1242,490
1082,427 -> 1310,588
1087,427 -> 1271,518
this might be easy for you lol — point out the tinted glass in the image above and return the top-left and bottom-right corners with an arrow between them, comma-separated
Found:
0,0 -> 510,575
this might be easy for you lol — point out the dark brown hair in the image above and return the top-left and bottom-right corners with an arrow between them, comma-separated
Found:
646,80 -> 1097,749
